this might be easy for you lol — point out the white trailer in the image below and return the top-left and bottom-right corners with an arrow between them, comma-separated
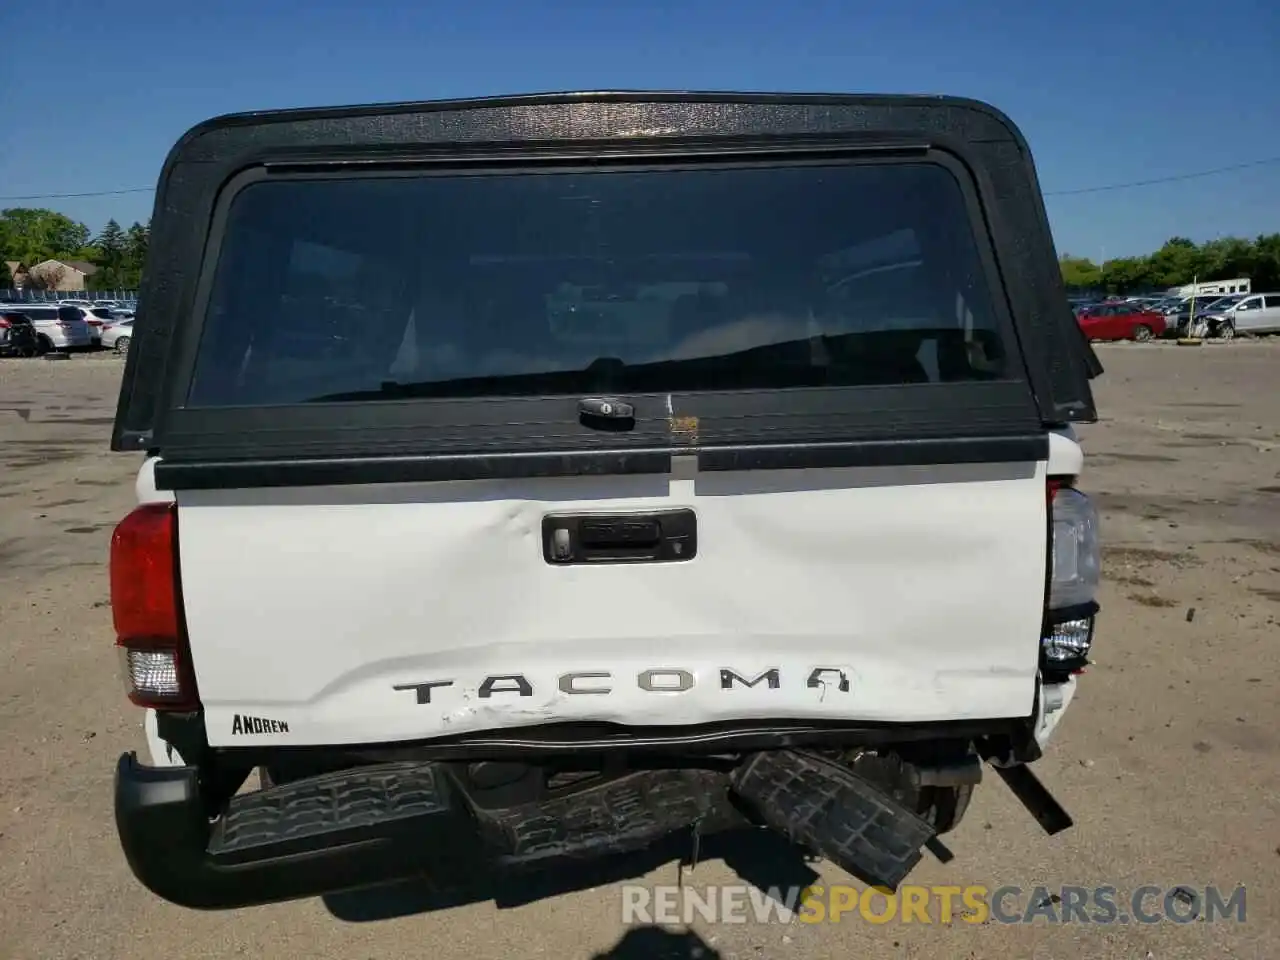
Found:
1178,278 -> 1251,297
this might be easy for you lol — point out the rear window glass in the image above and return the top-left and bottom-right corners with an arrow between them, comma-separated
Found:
188,162 -> 1011,407
90,308 -> 113,318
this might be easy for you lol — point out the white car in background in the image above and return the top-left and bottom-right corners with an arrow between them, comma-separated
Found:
50,302 -> 111,346
83,306 -> 122,345
100,318 -> 133,353
0,303 -> 94,351
1203,292 -> 1280,339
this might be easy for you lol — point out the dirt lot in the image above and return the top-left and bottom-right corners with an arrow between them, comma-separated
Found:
1,343 -> 1278,959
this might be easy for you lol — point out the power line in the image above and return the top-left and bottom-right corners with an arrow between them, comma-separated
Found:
0,186 -> 153,201
1044,155 -> 1280,196
4,154 -> 1280,202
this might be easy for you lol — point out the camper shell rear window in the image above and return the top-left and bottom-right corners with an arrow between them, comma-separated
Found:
189,160 -> 1013,407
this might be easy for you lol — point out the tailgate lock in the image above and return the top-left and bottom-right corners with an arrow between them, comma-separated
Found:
543,509 -> 696,565
551,527 -> 572,560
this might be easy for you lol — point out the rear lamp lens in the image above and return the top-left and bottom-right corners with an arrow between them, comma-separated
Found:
1050,487 -> 1101,609
1042,616 -> 1094,663
120,648 -> 183,702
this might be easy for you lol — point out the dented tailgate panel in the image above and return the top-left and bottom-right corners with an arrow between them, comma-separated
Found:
173,461 -> 1049,747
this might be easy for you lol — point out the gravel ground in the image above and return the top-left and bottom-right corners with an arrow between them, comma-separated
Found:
1,342 -> 1278,959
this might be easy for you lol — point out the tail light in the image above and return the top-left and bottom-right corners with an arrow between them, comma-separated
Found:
1042,478 -> 1100,679
109,503 -> 199,710
0,317 -> 10,329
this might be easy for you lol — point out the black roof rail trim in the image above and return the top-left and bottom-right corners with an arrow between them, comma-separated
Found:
155,449 -> 676,490
177,89 -> 1025,134
153,434 -> 1047,491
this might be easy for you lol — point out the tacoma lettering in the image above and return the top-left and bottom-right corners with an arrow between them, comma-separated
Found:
559,672 -> 612,695
807,668 -> 851,693
637,669 -> 695,693
395,668 -> 852,702
478,675 -> 534,699
392,680 -> 455,704
721,668 -> 781,690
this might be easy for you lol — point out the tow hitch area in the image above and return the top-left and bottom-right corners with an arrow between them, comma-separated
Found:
731,750 -> 936,890
117,746 -> 962,909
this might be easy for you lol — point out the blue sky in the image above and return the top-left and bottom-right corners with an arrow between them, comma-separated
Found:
2,0 -> 1277,259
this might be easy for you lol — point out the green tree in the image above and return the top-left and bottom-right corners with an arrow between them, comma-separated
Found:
1200,237 -> 1256,281
1100,256 -> 1155,294
1059,255 -> 1102,290
1252,234 -> 1280,290
88,219 -> 129,289
1146,237 -> 1204,289
123,220 -> 149,286
0,208 -> 91,265
1059,234 -> 1274,294
96,220 -> 126,266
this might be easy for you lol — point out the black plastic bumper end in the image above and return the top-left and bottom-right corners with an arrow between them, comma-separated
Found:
113,752 -> 473,910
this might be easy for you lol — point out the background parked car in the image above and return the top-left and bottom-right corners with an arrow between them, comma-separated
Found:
1200,292 -> 1280,339
100,318 -> 133,353
1076,301 -> 1167,342
93,299 -> 135,318
1166,294 -> 1245,337
0,309 -> 39,357
81,306 -> 120,345
0,303 -> 93,351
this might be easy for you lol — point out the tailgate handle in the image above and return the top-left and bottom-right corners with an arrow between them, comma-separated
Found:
543,510 -> 696,564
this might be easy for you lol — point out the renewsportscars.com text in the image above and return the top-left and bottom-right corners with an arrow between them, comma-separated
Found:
621,884 -> 1247,926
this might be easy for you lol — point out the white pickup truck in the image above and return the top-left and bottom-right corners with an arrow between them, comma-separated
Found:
109,91 -> 1104,910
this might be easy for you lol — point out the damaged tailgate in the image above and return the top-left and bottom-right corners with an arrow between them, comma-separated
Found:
113,92 -> 1096,748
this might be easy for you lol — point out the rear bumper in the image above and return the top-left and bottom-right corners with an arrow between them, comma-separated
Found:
116,739 -> 974,910
119,708 -> 1075,909
114,751 -> 744,910
115,752 -> 481,909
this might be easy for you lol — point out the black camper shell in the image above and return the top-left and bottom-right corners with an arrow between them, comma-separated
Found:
113,91 -> 1099,490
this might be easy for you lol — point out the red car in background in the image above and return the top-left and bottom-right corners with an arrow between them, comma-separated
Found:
1076,302 -> 1167,342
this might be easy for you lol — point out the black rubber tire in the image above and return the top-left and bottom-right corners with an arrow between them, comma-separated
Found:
917,784 -> 974,835
1132,324 -> 1153,342
114,335 -> 130,354
35,334 -> 52,355
847,750 -> 975,835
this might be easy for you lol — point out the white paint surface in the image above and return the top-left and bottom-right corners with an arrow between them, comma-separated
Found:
155,447 -> 1072,747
